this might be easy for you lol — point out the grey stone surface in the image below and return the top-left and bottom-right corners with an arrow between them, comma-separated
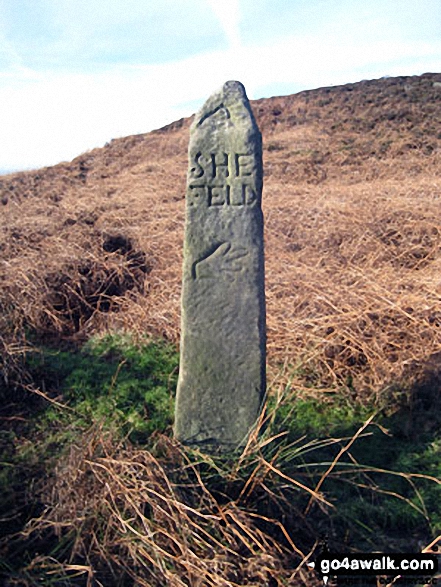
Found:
174,81 -> 266,450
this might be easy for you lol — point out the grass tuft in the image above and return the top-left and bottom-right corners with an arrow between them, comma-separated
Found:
1,336 -> 439,585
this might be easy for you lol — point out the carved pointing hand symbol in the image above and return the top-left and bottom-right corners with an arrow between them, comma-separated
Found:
193,242 -> 248,280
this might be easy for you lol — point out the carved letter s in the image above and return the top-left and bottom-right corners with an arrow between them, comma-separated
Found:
190,151 -> 205,179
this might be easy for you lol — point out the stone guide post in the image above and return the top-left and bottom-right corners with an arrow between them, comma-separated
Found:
174,81 -> 266,450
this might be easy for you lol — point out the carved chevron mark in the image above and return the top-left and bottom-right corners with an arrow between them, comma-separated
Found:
197,103 -> 231,127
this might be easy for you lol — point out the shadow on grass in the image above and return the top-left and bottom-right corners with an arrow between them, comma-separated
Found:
0,335 -> 439,585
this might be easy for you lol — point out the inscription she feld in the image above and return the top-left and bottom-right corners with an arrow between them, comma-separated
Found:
188,151 -> 257,208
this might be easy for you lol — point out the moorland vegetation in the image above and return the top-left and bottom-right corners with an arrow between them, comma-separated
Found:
1,73 -> 440,586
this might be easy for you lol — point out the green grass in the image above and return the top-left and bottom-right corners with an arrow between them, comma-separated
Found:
0,335 -> 440,585
0,333 -> 179,583
27,333 -> 179,442
265,383 -> 441,550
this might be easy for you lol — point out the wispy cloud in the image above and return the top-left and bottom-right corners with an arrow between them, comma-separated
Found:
0,27 -> 24,72
207,0 -> 242,51
2,34 -> 441,172
0,0 -> 440,172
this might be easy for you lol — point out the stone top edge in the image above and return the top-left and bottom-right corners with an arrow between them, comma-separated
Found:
191,80 -> 257,133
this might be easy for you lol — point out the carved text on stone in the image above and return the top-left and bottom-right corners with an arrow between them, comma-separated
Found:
188,152 -> 257,208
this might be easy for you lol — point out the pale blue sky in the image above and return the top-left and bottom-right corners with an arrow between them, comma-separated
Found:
0,0 -> 440,172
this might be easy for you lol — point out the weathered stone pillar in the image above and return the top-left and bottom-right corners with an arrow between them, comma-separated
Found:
175,81 -> 266,450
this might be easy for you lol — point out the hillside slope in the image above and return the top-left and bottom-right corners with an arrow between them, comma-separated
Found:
1,73 -> 441,395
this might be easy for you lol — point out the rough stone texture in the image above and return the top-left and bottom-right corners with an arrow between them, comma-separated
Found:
174,80 -> 266,450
